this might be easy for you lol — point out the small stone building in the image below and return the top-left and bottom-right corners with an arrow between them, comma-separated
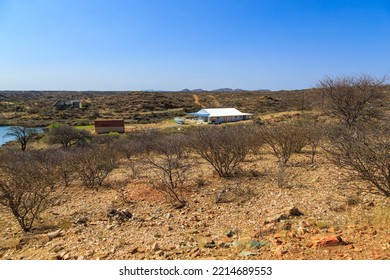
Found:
94,119 -> 125,134
54,100 -> 82,110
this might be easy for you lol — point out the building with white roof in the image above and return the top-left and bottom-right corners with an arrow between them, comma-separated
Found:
189,108 -> 252,124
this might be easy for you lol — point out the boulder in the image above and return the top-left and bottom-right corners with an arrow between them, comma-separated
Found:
311,234 -> 345,247
107,209 -> 133,223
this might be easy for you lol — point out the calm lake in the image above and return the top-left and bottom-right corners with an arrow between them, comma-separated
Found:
0,126 -> 15,146
0,126 -> 44,147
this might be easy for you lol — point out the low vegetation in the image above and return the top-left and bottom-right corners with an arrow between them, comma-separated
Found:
0,74 -> 389,260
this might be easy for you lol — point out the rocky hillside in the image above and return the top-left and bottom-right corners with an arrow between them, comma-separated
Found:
1,152 -> 389,260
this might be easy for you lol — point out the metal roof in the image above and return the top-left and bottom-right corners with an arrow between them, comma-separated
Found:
189,108 -> 252,117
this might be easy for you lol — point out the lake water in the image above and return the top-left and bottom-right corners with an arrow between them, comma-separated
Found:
0,126 -> 44,147
0,126 -> 15,146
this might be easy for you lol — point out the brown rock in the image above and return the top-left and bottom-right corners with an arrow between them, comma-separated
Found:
137,247 -> 146,253
52,244 -> 64,253
311,229 -> 319,234
305,241 -> 313,248
254,222 -> 277,238
47,229 -> 64,240
151,242 -> 160,251
221,237 -> 233,243
274,230 -> 288,239
311,234 -> 345,247
285,206 -> 304,217
327,227 -> 336,233
274,245 -> 287,257
191,251 -> 200,258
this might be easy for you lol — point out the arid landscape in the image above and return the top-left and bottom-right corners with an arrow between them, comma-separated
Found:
1,76 -> 389,260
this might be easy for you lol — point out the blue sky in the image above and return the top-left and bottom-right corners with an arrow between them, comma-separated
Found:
0,0 -> 389,91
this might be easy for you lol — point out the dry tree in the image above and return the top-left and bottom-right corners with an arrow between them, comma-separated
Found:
326,124 -> 390,197
145,134 -> 191,208
0,150 -> 62,232
318,74 -> 386,127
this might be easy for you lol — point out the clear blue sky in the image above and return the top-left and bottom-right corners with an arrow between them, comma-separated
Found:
1,0 -> 389,91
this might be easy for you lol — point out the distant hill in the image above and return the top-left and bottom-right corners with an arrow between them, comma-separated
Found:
180,88 -> 207,92
180,88 -> 271,92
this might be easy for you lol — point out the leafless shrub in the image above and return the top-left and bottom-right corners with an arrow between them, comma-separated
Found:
318,74 -> 386,127
188,125 -> 258,177
326,124 -> 390,197
75,144 -> 119,189
115,137 -> 146,179
53,149 -> 79,187
302,122 -> 325,164
110,178 -> 135,205
145,134 -> 191,208
260,122 -> 308,166
0,150 -> 62,232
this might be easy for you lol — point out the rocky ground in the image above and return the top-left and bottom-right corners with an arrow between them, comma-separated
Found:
0,152 -> 389,260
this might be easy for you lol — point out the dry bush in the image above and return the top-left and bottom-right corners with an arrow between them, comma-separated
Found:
326,124 -> 390,197
145,134 -> 191,208
75,144 -> 119,189
318,74 -> 386,127
188,125 -> 258,177
110,178 -> 135,205
115,136 -> 148,179
260,122 -> 308,166
0,150 -> 62,232
301,122 -> 325,164
259,122 -> 309,188
53,149 -> 79,188
47,125 -> 92,148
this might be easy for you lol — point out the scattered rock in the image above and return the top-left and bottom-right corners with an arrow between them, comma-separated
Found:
254,222 -> 277,238
166,213 -> 173,219
274,230 -> 288,239
297,227 -> 309,235
204,240 -> 216,248
107,209 -> 133,223
315,221 -> 330,230
274,245 -> 287,257
327,227 -> 336,233
155,250 -> 164,256
52,244 -> 64,253
285,206 -> 304,217
191,250 -> 200,258
47,229 -> 64,240
270,213 -> 289,223
311,234 -> 346,247
151,242 -> 160,251
225,229 -> 234,237
75,217 -> 88,225
238,251 -> 259,257
18,234 -> 49,248
249,240 -> 267,249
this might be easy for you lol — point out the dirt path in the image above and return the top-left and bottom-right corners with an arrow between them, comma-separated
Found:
193,94 -> 201,107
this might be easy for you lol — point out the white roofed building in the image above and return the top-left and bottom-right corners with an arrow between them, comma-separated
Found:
189,108 -> 252,124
